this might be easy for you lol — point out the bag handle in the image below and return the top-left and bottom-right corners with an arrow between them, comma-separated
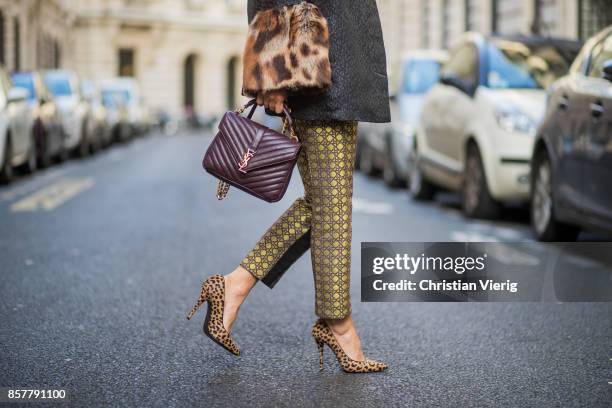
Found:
234,99 -> 298,143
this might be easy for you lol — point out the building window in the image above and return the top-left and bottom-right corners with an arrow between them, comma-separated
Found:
226,56 -> 239,110
464,0 -> 476,31
492,0 -> 522,35
13,17 -> 20,71
578,0 -> 612,40
53,40 -> 61,68
0,12 -> 4,66
533,0 -> 560,36
442,0 -> 450,49
422,0 -> 430,48
118,48 -> 135,77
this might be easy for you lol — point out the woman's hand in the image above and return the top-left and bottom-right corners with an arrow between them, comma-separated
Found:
256,90 -> 287,114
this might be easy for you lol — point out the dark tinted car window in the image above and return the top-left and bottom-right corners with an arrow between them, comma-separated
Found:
402,59 -> 441,94
486,39 -> 578,89
441,43 -> 479,86
11,73 -> 37,101
588,34 -> 612,78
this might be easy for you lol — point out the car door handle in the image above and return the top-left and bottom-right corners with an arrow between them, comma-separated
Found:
590,101 -> 604,118
558,94 -> 569,110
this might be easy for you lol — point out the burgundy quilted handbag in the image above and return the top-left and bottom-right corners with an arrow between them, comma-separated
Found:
202,99 -> 301,203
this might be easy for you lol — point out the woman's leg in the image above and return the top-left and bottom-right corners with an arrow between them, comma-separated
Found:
295,120 -> 357,319
223,145 -> 313,330
295,120 -> 366,360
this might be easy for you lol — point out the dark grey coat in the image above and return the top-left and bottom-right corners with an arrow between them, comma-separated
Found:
247,0 -> 391,123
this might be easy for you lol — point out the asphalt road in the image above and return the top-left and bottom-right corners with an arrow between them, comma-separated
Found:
0,130 -> 610,407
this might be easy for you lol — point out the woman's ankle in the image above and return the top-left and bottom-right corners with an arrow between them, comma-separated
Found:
325,315 -> 354,336
225,266 -> 257,299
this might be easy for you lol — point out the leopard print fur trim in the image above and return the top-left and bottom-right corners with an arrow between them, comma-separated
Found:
242,1 -> 332,97
311,319 -> 388,373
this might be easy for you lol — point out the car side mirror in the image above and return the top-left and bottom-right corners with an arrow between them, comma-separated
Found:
603,59 -> 612,82
389,92 -> 397,102
440,74 -> 475,96
8,87 -> 28,103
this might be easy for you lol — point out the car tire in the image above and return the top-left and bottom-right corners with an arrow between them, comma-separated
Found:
56,145 -> 69,163
354,140 -> 362,170
91,127 -> 103,154
38,126 -> 52,169
531,151 -> 580,241
410,150 -> 436,200
383,135 -> 405,187
0,137 -> 13,184
359,143 -> 377,176
22,134 -> 37,174
462,144 -> 501,219
77,132 -> 89,158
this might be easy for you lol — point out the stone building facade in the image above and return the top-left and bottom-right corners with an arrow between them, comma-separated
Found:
1,0 -> 610,118
69,0 -> 248,117
0,0 -> 75,72
378,0 -> 611,84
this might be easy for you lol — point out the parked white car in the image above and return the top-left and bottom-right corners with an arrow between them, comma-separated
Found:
358,50 -> 447,187
411,33 -> 582,218
43,70 -> 94,157
0,68 -> 36,183
99,78 -> 150,137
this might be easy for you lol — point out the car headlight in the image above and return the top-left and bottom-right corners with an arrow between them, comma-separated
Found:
494,106 -> 537,136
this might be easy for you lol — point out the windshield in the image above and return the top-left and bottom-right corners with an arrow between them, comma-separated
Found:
103,89 -> 132,104
44,73 -> 73,97
102,89 -> 132,108
486,39 -> 579,89
11,73 -> 36,101
402,59 -> 441,94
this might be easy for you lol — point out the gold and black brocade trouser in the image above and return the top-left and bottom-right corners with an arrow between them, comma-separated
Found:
240,120 -> 358,319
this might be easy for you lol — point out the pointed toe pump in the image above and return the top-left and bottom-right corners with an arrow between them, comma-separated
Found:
311,319 -> 388,373
186,274 -> 241,356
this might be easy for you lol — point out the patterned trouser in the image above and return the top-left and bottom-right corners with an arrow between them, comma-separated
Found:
240,120 -> 358,319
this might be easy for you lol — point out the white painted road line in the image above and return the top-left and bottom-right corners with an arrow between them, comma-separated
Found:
450,231 -> 500,242
0,168 -> 66,203
10,178 -> 94,212
353,197 -> 394,215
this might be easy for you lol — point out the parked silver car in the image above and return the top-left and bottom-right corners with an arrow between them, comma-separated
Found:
99,78 -> 150,137
357,50 -> 447,187
43,70 -> 96,157
0,68 -> 36,183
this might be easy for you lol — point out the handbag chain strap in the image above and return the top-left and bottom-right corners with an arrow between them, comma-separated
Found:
215,101 -> 297,200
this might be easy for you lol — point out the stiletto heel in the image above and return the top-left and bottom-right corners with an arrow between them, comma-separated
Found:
315,338 -> 325,370
186,283 -> 207,320
311,319 -> 388,373
186,275 -> 241,356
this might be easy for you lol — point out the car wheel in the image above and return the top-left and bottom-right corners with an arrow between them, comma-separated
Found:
37,127 -> 52,168
462,144 -> 501,219
22,134 -> 37,174
92,127 -> 103,154
354,142 -> 362,170
531,151 -> 579,241
0,137 -> 13,184
383,135 -> 405,187
410,150 -> 436,200
359,143 -> 376,176
56,145 -> 68,163
77,132 -> 89,158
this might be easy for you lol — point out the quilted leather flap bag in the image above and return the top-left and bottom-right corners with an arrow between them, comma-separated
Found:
202,99 -> 301,203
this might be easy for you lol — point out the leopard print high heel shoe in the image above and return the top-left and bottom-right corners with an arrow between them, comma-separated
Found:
311,319 -> 388,373
186,275 -> 240,356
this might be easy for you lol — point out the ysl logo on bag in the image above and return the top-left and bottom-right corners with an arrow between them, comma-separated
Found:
238,148 -> 256,173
